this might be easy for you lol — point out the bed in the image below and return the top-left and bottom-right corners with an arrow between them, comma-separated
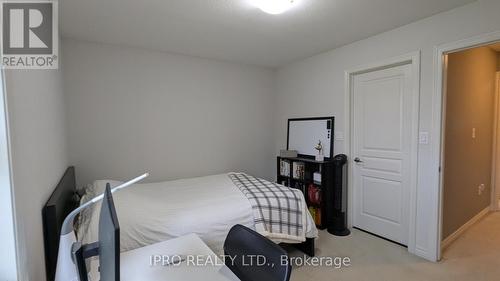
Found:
43,167 -> 318,281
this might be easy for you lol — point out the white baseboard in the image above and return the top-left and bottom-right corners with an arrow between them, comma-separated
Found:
441,207 -> 490,250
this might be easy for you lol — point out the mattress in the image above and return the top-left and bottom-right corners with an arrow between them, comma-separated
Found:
77,173 -> 318,255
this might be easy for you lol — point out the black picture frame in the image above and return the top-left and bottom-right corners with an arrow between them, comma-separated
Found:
286,116 -> 335,160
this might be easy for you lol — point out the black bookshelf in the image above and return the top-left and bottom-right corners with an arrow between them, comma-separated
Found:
277,156 -> 335,230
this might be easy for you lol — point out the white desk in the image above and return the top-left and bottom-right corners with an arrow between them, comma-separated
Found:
89,234 -> 240,281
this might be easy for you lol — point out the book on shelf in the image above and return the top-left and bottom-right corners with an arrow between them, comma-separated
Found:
313,172 -> 322,184
308,206 -> 322,226
315,207 -> 322,225
280,159 -> 290,177
308,207 -> 316,220
292,161 -> 305,179
307,184 -> 322,206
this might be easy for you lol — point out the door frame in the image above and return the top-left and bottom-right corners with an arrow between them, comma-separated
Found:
344,51 -> 421,255
0,70 -> 19,279
433,31 -> 500,261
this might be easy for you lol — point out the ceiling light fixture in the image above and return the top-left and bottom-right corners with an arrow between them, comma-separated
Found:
251,0 -> 297,15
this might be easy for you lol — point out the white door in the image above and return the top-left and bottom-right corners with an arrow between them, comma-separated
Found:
352,63 -> 414,245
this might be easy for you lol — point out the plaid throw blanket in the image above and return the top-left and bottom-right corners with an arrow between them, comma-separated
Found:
228,172 -> 306,242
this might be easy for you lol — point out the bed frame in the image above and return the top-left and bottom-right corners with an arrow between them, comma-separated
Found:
42,167 -> 79,281
42,167 -> 315,281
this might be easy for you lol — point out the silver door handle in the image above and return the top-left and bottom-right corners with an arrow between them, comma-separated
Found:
354,157 -> 363,163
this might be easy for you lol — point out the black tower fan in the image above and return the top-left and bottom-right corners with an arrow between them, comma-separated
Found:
327,154 -> 350,236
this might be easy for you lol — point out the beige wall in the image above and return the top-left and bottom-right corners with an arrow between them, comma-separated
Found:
442,47 -> 498,239
496,53 -> 500,206
497,53 -> 500,70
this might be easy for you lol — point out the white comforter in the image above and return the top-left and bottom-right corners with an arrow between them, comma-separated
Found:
77,173 -> 318,255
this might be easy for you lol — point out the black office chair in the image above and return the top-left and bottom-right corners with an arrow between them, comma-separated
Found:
223,225 -> 292,281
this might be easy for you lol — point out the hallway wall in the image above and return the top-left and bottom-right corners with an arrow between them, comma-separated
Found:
442,46 -> 498,239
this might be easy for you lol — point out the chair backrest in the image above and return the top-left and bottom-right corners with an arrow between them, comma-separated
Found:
223,225 -> 292,281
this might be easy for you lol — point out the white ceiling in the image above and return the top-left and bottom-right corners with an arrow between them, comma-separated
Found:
60,0 -> 475,68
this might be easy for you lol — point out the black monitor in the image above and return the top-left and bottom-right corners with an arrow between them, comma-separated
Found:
99,184 -> 120,280
72,184 -> 120,281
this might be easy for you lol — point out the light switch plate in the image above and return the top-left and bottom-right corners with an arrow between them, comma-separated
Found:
419,132 -> 429,144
